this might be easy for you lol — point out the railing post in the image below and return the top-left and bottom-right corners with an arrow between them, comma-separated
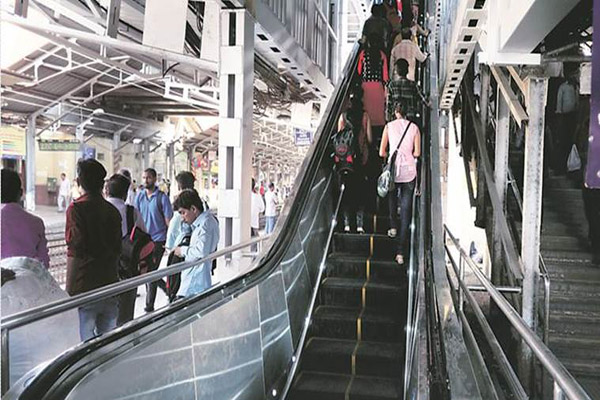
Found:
520,69 -> 548,388
2,329 -> 9,395
553,381 -> 566,400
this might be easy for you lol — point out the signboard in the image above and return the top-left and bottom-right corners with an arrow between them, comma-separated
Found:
586,0 -> 600,188
0,126 -> 26,158
294,128 -> 313,146
39,139 -> 80,151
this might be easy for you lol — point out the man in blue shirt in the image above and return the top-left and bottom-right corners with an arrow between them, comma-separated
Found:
135,168 -> 173,312
173,189 -> 219,297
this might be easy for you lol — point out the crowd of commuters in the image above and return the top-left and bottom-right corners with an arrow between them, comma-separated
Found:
1,160 -> 283,341
337,1 -> 428,265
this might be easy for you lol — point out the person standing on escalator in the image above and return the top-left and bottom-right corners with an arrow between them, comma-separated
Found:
379,103 -> 421,265
338,86 -> 372,233
358,32 -> 389,152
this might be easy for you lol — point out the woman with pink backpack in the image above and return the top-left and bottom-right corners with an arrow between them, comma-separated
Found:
379,102 -> 421,265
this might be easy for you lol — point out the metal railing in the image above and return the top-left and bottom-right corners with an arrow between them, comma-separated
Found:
444,225 -> 592,400
0,234 -> 270,393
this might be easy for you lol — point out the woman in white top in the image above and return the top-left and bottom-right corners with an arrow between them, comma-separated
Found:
379,103 -> 421,265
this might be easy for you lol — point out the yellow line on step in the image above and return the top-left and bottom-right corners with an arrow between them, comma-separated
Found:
356,315 -> 362,341
373,215 -> 377,232
344,374 -> 355,400
369,235 -> 374,257
366,259 -> 371,280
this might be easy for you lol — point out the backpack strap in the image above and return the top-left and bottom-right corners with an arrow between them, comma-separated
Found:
126,205 -> 135,238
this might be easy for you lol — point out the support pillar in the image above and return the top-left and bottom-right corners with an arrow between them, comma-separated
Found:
492,89 -> 510,284
475,65 -> 491,227
218,9 -> 254,249
143,140 -> 150,170
520,72 -> 548,385
166,142 -> 175,185
112,131 -> 121,173
25,115 -> 36,211
187,147 -> 195,173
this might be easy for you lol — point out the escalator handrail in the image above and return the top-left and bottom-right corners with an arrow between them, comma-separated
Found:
13,42 -> 363,399
0,235 -> 270,331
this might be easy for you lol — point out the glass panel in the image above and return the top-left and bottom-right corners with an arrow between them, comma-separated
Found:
280,232 -> 311,348
258,266 -> 294,394
65,287 -> 263,400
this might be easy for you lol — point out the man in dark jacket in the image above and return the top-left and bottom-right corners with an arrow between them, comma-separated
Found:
66,159 -> 122,341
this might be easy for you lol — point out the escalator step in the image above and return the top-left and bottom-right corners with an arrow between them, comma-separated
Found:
289,372 -> 402,400
333,233 -> 398,259
301,337 -> 404,378
326,254 -> 406,283
311,305 -> 405,343
320,277 -> 407,311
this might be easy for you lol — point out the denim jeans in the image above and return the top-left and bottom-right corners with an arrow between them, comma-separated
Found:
388,179 -> 416,256
266,216 -> 277,234
145,241 -> 167,311
78,297 -> 119,341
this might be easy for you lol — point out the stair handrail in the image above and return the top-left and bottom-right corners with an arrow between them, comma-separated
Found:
444,225 -> 592,400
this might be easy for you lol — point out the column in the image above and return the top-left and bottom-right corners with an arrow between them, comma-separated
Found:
112,131 -> 121,173
475,65 -> 490,227
218,9 -> 254,249
492,88 -> 510,284
187,147 -> 195,173
520,72 -> 548,384
143,139 -> 150,170
166,142 -> 175,184
25,115 -> 36,211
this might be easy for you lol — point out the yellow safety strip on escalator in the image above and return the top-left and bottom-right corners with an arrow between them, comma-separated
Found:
369,235 -> 374,257
373,215 -> 377,233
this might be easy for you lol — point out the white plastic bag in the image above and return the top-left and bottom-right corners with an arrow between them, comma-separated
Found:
567,144 -> 581,172
1,257 -> 79,386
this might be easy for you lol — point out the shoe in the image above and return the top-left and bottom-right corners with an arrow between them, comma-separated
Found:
395,254 -> 404,265
388,228 -> 397,238
344,225 -> 351,232
357,227 -> 365,234
144,306 -> 154,313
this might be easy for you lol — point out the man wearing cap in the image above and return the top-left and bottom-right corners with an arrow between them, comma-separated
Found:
66,159 -> 122,341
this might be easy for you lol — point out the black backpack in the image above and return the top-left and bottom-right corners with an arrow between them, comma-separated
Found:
332,122 -> 356,175
119,206 -> 155,279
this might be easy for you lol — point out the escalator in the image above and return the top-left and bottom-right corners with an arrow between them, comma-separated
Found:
288,213 -> 407,399
4,44 -> 418,400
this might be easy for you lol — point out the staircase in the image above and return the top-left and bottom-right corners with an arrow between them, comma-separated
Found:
540,175 -> 600,398
288,213 -> 408,399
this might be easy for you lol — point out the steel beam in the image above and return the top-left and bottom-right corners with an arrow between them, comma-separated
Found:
105,0 -> 122,38
490,66 -> 529,128
14,0 -> 28,17
493,89 -> 510,285
475,65 -> 490,227
2,13 -> 218,73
